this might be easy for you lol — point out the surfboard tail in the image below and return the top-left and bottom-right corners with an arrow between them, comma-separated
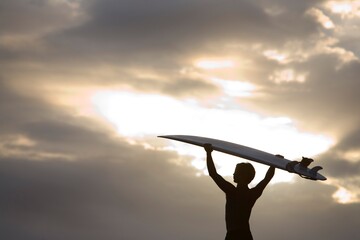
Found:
285,160 -> 326,181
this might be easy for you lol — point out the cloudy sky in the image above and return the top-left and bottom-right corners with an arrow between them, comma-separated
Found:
1,0 -> 360,239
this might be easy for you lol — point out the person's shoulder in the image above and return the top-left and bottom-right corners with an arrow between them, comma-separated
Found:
249,184 -> 265,198
224,184 -> 237,194
250,186 -> 260,192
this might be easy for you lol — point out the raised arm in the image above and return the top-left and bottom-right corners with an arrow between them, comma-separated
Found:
204,144 -> 234,193
254,166 -> 275,196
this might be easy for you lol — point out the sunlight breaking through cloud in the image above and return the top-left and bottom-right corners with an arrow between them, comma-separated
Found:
263,50 -> 288,63
92,91 -> 333,183
333,187 -> 359,204
269,69 -> 307,84
326,1 -> 360,18
195,59 -> 235,69
307,8 -> 335,29
210,78 -> 255,97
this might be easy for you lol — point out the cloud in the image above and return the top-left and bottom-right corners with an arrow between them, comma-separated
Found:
0,0 -> 73,35
240,47 -> 360,200
1,0 -> 360,238
316,128 -> 360,202
0,77 -> 222,238
0,0 -> 326,98
0,80 -> 53,135
0,79 -> 122,160
10,0 -> 317,71
0,84 -> 358,240
0,115 -> 224,239
47,0 -> 321,64
243,54 -> 360,136
0,0 -> 86,57
1,75 -> 358,240
253,181 -> 360,240
323,153 -> 360,178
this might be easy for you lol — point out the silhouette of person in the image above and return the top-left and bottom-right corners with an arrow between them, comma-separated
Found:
204,143 -> 275,240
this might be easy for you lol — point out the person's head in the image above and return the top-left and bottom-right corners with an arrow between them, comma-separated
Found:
233,162 -> 255,184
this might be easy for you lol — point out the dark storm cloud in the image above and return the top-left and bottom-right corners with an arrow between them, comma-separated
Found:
319,129 -> 360,178
0,0 -> 65,34
0,0 -> 86,65
0,0 -> 86,42
322,153 -> 360,178
6,0 -> 320,98
256,0 -> 325,12
0,145 -> 224,239
0,80 -> 52,135
1,0 -> 325,98
48,0 -> 320,65
253,181 -> 360,240
336,126 -> 360,152
54,0 -> 267,50
245,54 -> 360,135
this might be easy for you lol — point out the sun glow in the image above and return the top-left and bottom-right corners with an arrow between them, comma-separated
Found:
263,50 -> 288,63
325,1 -> 360,18
211,78 -> 255,97
307,8 -> 335,29
328,2 -> 353,14
269,69 -> 307,83
92,90 -> 333,183
333,187 -> 358,204
195,59 -> 235,69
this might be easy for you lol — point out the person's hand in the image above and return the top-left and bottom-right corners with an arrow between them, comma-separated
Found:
204,143 -> 213,153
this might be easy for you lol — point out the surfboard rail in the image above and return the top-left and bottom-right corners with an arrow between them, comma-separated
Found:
159,135 -> 327,181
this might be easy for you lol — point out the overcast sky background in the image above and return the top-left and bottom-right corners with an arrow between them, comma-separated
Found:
1,0 -> 360,239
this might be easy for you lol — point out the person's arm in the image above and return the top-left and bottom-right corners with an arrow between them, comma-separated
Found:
254,166 -> 275,196
204,144 -> 234,193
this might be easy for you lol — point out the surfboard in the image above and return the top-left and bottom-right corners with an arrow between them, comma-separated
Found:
159,135 -> 326,181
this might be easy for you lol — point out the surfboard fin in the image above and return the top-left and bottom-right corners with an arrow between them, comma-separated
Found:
300,157 -> 313,168
310,166 -> 323,175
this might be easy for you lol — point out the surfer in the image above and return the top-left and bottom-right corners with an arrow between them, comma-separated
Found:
204,143 -> 275,240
